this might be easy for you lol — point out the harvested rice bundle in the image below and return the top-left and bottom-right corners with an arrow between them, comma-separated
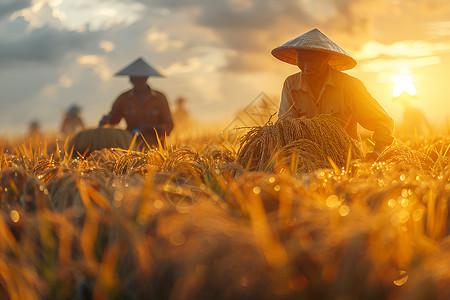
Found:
426,138 -> 450,161
113,150 -> 164,175
86,148 -> 124,171
162,147 -> 204,182
68,127 -> 134,157
271,139 -> 330,174
376,144 -> 434,172
203,148 -> 236,164
236,115 -> 363,172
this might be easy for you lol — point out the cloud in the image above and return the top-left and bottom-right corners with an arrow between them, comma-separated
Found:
0,23 -> 102,67
0,0 -> 31,21
355,40 -> 450,60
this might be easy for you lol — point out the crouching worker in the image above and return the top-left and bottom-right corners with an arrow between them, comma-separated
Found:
100,57 -> 173,147
272,28 -> 394,160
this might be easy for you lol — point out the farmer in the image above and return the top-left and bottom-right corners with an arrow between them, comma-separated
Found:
99,57 -> 173,147
61,104 -> 85,137
393,92 -> 431,138
272,28 -> 394,160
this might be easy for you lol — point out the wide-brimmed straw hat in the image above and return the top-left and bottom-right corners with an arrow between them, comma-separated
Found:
115,57 -> 164,77
271,28 -> 357,71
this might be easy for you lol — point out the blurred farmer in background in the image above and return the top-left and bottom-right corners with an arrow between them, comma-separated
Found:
61,104 -> 85,137
172,97 -> 193,128
393,91 -> 431,138
99,57 -> 173,147
272,28 -> 394,160
27,119 -> 41,145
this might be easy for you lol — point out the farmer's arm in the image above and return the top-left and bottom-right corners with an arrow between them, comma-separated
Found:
100,96 -> 125,126
278,74 -> 299,119
345,77 -> 394,155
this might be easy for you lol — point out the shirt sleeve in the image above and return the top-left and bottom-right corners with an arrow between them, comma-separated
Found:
278,76 -> 297,119
155,94 -> 174,136
106,97 -> 124,125
345,77 -> 394,147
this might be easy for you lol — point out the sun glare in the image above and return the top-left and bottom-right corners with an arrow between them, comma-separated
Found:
393,75 -> 417,97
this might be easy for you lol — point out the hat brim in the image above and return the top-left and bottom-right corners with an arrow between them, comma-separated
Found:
271,29 -> 357,71
272,46 -> 357,71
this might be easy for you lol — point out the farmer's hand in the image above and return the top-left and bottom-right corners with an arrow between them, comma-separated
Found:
131,128 -> 141,136
99,115 -> 109,127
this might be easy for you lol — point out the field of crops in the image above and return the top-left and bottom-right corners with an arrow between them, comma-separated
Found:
0,115 -> 449,300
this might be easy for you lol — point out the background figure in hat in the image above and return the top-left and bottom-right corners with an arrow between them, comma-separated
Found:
272,28 -> 394,160
393,92 -> 431,139
172,97 -> 193,128
61,104 -> 85,137
99,57 -> 173,147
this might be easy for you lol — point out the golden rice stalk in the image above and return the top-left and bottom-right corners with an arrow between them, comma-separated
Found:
425,137 -> 450,161
433,156 -> 450,174
236,115 -> 363,172
376,144 -> 434,172
0,167 -> 28,209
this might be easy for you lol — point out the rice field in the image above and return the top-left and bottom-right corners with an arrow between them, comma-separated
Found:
0,115 -> 449,300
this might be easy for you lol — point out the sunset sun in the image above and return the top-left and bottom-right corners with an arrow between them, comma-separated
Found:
392,74 -> 417,97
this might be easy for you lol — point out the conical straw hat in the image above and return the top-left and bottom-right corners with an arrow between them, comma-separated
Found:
115,57 -> 164,77
271,28 -> 357,71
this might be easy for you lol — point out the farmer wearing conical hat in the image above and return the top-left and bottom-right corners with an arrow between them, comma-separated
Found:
272,28 -> 394,160
61,104 -> 85,137
99,57 -> 173,147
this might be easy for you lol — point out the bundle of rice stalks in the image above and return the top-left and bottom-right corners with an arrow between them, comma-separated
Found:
271,139 -> 331,174
113,150 -> 164,176
236,115 -> 363,172
68,127 -> 134,157
86,148 -> 124,171
376,144 -> 434,173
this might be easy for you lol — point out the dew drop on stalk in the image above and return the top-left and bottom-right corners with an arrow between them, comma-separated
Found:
253,186 -> 261,194
154,200 -> 163,209
339,205 -> 350,216
326,195 -> 339,208
394,270 -> 408,286
10,210 -> 19,223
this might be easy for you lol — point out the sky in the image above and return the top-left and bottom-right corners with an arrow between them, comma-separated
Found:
1,0 -> 450,137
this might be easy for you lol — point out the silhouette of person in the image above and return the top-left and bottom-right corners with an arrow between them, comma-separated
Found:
99,58 -> 173,147
393,92 -> 431,137
61,105 -> 85,137
272,28 -> 394,160
27,119 -> 41,144
172,97 -> 192,128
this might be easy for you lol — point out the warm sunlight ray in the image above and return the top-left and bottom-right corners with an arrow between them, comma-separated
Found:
393,75 -> 417,97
